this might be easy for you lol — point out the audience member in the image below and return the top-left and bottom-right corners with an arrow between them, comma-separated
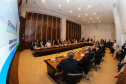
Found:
57,52 -> 79,81
45,40 -> 51,47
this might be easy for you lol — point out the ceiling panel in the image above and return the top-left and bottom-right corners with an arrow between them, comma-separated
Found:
21,0 -> 118,24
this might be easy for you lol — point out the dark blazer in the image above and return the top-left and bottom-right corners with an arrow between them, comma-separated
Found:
55,41 -> 61,45
95,49 -> 102,64
78,53 -> 93,68
57,58 -> 79,79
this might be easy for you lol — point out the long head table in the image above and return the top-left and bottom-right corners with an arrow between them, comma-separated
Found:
33,43 -> 93,57
44,50 -> 84,78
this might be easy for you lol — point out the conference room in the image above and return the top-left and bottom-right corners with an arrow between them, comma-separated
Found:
1,0 -> 126,84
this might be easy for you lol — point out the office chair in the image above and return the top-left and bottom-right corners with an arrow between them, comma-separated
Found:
66,73 -> 83,84
78,58 -> 95,80
83,58 -> 95,80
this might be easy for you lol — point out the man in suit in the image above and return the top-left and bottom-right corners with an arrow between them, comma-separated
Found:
95,46 -> 102,65
57,52 -> 79,81
51,40 -> 56,46
30,41 -> 35,50
78,48 -> 93,69
55,39 -> 61,45
71,39 -> 74,44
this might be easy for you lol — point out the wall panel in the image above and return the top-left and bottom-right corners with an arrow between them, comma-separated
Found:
36,14 -> 42,41
42,15 -> 47,42
66,20 -> 81,41
57,18 -> 60,40
52,17 -> 56,41
31,13 -> 37,41
25,12 -> 61,48
47,16 -> 52,41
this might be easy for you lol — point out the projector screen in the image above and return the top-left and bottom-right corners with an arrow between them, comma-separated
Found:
0,0 -> 20,84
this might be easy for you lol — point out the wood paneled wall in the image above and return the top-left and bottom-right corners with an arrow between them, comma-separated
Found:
66,20 -> 81,40
25,12 -> 61,49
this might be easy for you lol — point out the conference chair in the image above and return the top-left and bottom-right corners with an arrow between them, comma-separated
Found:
66,73 -> 83,84
78,58 -> 95,80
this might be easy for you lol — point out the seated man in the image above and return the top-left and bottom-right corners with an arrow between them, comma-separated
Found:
55,39 -> 61,45
57,52 -> 79,81
30,41 -> 35,50
45,40 -> 51,47
95,46 -> 102,65
40,41 -> 44,47
51,40 -> 56,46
78,48 -> 93,69
67,39 -> 71,44
71,39 -> 74,44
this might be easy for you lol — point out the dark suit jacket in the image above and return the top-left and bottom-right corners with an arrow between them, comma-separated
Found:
95,49 -> 102,64
78,53 -> 93,68
55,41 -> 61,45
57,58 -> 79,78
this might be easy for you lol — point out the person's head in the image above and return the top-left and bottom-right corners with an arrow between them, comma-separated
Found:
32,41 -> 34,43
53,40 -> 55,42
82,47 -> 89,54
114,40 -> 116,43
67,52 -> 74,59
36,40 -> 38,42
40,41 -> 43,43
57,39 -> 59,41
117,45 -> 119,48
48,40 -> 50,42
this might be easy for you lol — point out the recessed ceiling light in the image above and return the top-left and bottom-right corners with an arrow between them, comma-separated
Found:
90,18 -> 92,20
97,17 -> 98,19
88,22 -> 89,23
79,8 -> 81,10
67,0 -> 70,3
88,5 -> 91,8
78,15 -> 80,17
42,0 -> 45,2
84,19 -> 86,20
70,10 -> 72,13
59,5 -> 61,7
93,21 -> 94,22
94,13 -> 96,14
99,21 -> 101,22
86,14 -> 88,16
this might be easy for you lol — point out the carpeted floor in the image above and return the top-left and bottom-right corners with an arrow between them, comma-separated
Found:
18,48 -> 118,84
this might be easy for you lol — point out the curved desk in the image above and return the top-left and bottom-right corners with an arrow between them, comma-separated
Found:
33,43 -> 93,57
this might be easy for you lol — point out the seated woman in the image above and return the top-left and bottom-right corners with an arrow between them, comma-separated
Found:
115,64 -> 126,78
113,45 -> 120,59
117,55 -> 126,71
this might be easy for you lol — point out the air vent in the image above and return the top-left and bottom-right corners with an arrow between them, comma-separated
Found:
113,3 -> 116,8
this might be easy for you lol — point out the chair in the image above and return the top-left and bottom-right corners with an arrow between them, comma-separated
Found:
66,73 -> 83,84
79,58 -> 95,80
